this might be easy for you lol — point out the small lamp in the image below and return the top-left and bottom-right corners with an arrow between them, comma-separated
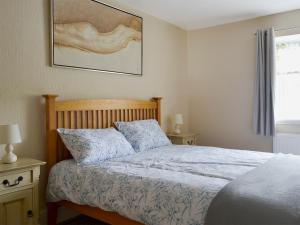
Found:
0,124 -> 22,164
174,114 -> 183,134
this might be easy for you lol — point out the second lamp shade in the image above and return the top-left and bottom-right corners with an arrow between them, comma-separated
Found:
174,114 -> 183,125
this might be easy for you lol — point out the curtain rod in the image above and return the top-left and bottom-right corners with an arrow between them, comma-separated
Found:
254,26 -> 300,35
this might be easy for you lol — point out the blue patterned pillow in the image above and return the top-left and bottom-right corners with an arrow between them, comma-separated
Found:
57,128 -> 135,165
114,119 -> 171,152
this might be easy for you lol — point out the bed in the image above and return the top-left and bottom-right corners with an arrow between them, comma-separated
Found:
43,95 -> 300,225
47,145 -> 274,225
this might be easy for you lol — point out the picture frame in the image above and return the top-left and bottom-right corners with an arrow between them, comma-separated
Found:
51,0 -> 143,76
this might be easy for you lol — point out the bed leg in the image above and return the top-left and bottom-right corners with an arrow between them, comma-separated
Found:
47,202 -> 58,225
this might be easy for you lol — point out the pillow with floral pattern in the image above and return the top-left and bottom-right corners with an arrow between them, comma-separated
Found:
57,128 -> 135,165
114,119 -> 171,152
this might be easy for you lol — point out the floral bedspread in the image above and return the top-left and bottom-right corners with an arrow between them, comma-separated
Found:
47,145 -> 273,225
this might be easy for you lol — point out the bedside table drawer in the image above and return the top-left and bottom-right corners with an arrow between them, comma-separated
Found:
167,133 -> 197,145
0,170 -> 32,192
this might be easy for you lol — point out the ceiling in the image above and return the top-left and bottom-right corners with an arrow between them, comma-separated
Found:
115,0 -> 300,30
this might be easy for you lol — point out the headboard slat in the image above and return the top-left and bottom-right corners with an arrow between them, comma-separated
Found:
43,95 -> 162,174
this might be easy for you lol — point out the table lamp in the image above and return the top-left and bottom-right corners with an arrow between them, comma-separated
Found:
174,114 -> 183,134
0,124 -> 22,164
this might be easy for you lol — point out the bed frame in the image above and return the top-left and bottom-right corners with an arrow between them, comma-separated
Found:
43,95 -> 162,225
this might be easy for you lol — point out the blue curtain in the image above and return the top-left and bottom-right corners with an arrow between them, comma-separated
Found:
253,28 -> 275,136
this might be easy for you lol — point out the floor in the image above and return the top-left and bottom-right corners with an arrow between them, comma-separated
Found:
58,215 -> 109,225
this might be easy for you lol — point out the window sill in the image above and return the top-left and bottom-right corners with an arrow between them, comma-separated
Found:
276,120 -> 300,134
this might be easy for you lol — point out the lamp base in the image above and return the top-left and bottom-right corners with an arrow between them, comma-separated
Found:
2,144 -> 17,164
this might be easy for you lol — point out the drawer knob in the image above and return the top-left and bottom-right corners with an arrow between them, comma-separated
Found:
187,140 -> 195,145
2,176 -> 23,187
27,210 -> 33,218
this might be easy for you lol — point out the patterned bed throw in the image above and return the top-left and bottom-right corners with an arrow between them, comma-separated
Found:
47,145 -> 273,225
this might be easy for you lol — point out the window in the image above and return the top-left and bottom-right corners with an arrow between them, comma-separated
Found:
275,34 -> 300,123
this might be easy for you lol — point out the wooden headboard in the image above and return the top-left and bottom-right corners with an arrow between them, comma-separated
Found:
43,95 -> 162,173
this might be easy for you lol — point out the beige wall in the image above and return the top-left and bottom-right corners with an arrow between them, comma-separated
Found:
187,10 -> 300,152
0,0 -> 188,212
2,0 -> 300,220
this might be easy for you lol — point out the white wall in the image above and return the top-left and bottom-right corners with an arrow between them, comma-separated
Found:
0,0 -> 188,212
187,9 -> 300,152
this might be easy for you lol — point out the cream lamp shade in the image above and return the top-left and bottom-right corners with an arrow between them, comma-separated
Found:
174,114 -> 184,125
0,124 -> 22,144
0,124 -> 22,163
174,114 -> 183,134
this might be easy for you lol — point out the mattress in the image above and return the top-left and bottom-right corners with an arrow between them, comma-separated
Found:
47,145 -> 273,225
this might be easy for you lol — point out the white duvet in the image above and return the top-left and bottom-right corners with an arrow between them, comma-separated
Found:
47,145 -> 273,225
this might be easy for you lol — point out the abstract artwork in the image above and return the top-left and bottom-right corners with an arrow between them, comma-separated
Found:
51,0 -> 143,75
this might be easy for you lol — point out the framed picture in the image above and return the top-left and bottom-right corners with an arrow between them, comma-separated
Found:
51,0 -> 143,75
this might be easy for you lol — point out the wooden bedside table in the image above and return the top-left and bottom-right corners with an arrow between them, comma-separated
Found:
167,133 -> 197,145
0,158 -> 46,225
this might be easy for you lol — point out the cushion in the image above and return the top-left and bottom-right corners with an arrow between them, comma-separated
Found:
57,128 -> 135,165
114,119 -> 171,152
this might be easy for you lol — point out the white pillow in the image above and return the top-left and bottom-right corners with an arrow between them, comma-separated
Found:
114,119 -> 171,152
57,128 -> 135,165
